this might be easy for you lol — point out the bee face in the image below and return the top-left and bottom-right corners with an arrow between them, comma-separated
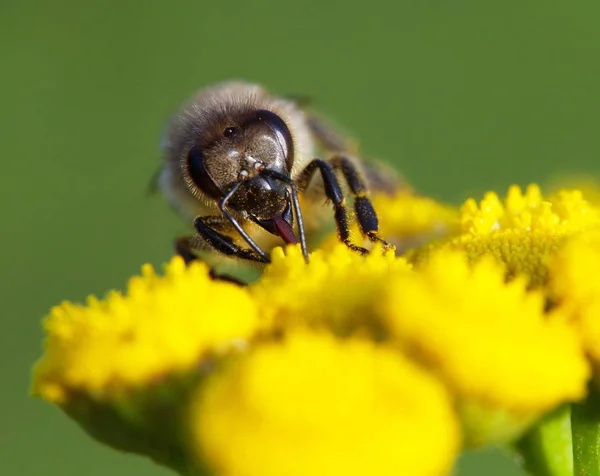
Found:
158,81 -> 393,267
160,82 -> 313,253
185,109 -> 294,218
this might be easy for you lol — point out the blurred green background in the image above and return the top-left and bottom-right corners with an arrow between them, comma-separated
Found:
2,0 -> 599,474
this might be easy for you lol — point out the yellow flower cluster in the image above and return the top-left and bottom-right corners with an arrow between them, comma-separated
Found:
382,251 -> 587,445
31,184 -> 600,476
250,244 -> 409,334
33,258 -> 258,403
425,185 -> 600,287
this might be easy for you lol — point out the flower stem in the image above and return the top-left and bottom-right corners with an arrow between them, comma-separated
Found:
572,386 -> 600,476
513,405 -> 572,476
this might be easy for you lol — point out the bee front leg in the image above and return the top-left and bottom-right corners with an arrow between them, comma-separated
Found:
295,159 -> 369,254
329,155 -> 391,248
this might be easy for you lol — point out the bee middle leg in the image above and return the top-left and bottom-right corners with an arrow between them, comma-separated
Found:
190,215 -> 269,263
176,235 -> 247,285
175,235 -> 251,285
174,215 -> 267,285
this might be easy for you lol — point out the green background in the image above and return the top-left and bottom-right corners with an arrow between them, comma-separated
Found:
2,0 -> 599,474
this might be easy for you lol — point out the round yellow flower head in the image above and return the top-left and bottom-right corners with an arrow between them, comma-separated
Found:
373,192 -> 459,250
250,243 -> 409,336
32,257 -> 259,403
380,249 -> 589,446
429,184 -> 600,287
192,330 -> 460,476
550,230 -> 600,369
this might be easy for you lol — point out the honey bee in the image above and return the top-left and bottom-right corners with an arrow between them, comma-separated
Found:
156,81 -> 397,274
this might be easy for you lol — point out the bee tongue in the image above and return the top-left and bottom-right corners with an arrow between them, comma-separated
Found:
272,215 -> 298,244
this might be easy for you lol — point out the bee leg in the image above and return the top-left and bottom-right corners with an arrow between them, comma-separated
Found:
174,235 -> 247,285
194,216 -> 270,264
296,159 -> 369,254
328,155 -> 391,248
175,236 -> 199,264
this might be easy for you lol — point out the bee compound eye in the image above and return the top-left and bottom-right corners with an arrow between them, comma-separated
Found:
187,145 -> 204,176
223,127 -> 236,137
186,146 -> 222,199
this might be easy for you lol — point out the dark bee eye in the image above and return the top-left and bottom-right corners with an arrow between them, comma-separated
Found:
186,146 -> 222,199
254,110 -> 295,170
223,127 -> 236,137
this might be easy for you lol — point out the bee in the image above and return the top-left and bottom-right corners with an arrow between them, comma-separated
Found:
156,81 -> 396,274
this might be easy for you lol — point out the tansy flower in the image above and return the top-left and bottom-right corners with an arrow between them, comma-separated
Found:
380,250 -> 589,446
414,185 -> 600,287
250,243 -> 409,336
30,184 -> 600,476
550,230 -> 600,372
191,330 -> 459,476
32,257 -> 259,403
373,192 -> 459,251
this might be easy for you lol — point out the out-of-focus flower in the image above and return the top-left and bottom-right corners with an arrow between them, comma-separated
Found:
373,192 -> 459,251
32,257 -> 258,403
380,250 -> 589,446
550,230 -> 600,372
30,183 -> 600,476
192,330 -> 459,476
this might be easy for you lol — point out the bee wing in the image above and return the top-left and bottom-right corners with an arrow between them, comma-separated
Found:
301,105 -> 410,195
361,159 -> 412,196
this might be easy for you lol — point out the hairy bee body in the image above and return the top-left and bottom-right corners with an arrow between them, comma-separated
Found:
157,81 -> 396,271
160,82 -> 315,220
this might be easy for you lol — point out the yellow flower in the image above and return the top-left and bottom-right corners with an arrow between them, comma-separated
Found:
32,257 -> 258,403
374,192 -> 459,249
192,330 -> 459,476
250,243 -> 409,336
31,183 -> 600,472
550,230 -> 600,369
380,249 -> 589,446
416,185 -> 600,287
544,174 -> 600,206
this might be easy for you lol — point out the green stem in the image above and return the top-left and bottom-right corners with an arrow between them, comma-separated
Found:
572,387 -> 600,476
513,405 -> 573,476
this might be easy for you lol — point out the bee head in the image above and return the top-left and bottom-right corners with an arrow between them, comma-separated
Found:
184,109 -> 298,243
